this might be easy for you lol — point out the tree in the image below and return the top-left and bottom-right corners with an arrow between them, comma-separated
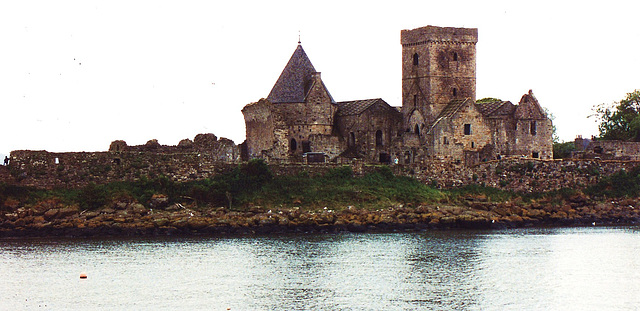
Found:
592,90 -> 640,141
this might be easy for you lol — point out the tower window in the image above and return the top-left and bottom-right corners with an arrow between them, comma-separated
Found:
532,152 -> 539,158
443,137 -> 449,145
348,132 -> 356,147
453,52 -> 458,61
413,95 -> 418,106
530,121 -> 537,135
464,124 -> 471,135
290,138 -> 297,151
452,88 -> 457,97
414,124 -> 420,135
413,53 -> 419,66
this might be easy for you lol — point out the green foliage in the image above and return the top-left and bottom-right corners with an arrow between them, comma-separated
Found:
476,97 -> 502,104
592,89 -> 640,141
553,141 -> 576,159
447,184 -> 517,202
585,166 -> 640,197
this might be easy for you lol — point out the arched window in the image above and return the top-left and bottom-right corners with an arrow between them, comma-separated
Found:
413,53 -> 419,66
375,130 -> 383,147
290,138 -> 297,151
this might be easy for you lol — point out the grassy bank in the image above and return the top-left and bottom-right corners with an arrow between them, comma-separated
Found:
1,159 -> 640,213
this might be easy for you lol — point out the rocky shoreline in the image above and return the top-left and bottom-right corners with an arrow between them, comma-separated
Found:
2,194 -> 639,237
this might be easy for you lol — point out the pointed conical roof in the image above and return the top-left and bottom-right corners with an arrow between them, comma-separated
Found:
266,44 -> 319,103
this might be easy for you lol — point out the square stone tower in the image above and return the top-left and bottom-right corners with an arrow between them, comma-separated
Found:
401,26 -> 478,128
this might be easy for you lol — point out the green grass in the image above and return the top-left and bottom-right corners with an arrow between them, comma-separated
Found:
3,160 -> 639,212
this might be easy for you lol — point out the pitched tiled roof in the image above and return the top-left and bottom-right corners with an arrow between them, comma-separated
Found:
435,98 -> 470,119
337,98 -> 387,116
476,101 -> 515,117
266,44 -> 335,104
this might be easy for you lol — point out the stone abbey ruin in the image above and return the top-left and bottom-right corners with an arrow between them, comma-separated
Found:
243,25 -> 553,165
5,25 -> 638,192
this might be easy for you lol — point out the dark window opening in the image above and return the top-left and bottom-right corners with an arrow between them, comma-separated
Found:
471,142 -> 475,148
348,132 -> 355,147
379,153 -> 391,164
413,95 -> 418,106
532,152 -> 539,158
464,124 -> 471,135
413,53 -> 419,66
405,152 -> 412,164
594,146 -> 603,154
375,130 -> 383,147
443,137 -> 449,145
290,138 -> 297,151
414,124 -> 420,135
302,141 -> 311,153
530,121 -> 537,135
113,158 -> 121,165
452,88 -> 457,97
453,52 -> 458,61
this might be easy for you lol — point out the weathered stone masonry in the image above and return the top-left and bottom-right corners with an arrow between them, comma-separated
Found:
242,25 -> 553,166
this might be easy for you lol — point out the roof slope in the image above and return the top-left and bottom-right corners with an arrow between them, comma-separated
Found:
267,44 -> 334,104
476,100 -> 515,118
337,98 -> 389,116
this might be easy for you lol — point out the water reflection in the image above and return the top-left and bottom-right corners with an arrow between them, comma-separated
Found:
1,227 -> 639,310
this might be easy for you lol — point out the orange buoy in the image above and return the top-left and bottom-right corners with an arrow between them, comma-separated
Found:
80,273 -> 87,279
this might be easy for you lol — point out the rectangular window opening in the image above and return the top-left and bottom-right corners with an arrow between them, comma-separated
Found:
464,124 -> 471,135
530,121 -> 537,136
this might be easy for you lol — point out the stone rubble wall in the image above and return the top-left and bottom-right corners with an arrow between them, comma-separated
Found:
2,149 -> 639,193
404,157 -> 640,192
4,150 -> 238,189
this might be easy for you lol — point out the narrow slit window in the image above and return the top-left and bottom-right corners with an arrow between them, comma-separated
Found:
413,53 -> 419,66
453,52 -> 458,61
530,121 -> 537,135
375,130 -> 383,147
452,88 -> 457,97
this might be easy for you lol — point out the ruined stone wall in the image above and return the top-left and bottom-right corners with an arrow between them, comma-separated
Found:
513,118 -> 553,159
5,150 -> 238,189
403,157 -> 640,193
433,105 -> 492,163
336,103 -> 403,162
2,149 -> 639,195
576,140 -> 640,160
242,99 -> 276,159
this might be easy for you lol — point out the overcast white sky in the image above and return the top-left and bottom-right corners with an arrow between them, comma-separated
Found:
1,0 -> 639,157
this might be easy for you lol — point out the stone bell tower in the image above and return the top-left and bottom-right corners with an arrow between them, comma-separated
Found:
401,25 -> 478,128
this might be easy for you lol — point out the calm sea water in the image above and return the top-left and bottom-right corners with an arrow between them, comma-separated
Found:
1,227 -> 639,310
